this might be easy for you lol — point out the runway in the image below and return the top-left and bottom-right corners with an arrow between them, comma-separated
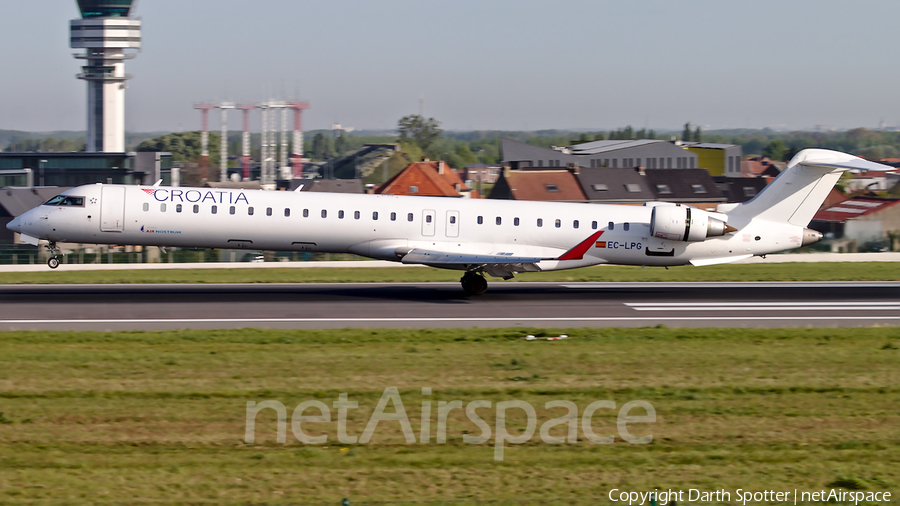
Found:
1,281 -> 899,330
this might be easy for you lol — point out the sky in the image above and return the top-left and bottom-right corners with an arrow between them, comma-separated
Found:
1,0 -> 898,134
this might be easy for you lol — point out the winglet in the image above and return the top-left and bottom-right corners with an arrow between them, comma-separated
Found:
557,231 -> 604,261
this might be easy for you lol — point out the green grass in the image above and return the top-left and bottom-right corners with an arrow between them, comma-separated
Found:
3,261 -> 900,284
0,327 -> 898,503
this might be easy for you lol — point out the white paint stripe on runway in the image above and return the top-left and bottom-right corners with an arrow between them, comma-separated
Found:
628,306 -> 900,311
626,301 -> 900,307
2,316 -> 900,325
626,301 -> 900,311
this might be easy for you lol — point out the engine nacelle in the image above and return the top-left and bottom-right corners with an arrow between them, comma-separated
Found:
650,204 -> 732,242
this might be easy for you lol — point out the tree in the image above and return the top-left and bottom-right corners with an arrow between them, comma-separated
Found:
136,131 -> 219,165
334,133 -> 347,156
311,132 -> 334,161
455,144 -> 478,165
682,122 -> 692,142
397,115 -> 442,151
763,140 -> 788,161
693,126 -> 702,143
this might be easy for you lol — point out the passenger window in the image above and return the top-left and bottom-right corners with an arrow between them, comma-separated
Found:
142,203 -> 149,212
354,211 -> 360,219
624,222 -> 630,231
592,221 -> 598,230
303,209 -> 309,218
391,212 -> 397,221
338,210 -> 345,219
176,204 -> 182,213
266,207 -> 273,216
211,205 -> 217,214
193,205 -> 199,214
160,203 -> 166,212
514,217 -> 520,226
496,217 -> 502,225
321,210 -> 327,218
609,222 -> 614,230
574,220 -> 579,229
555,219 -> 561,228
537,218 -> 543,227
373,211 -> 378,220
229,206 -> 235,215
477,216 -> 483,225
284,208 -> 291,217
248,207 -> 254,216
407,213 -> 414,222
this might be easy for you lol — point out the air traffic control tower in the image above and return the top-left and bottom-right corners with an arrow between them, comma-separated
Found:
70,0 -> 141,152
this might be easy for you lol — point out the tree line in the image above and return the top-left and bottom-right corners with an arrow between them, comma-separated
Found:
9,121 -> 900,172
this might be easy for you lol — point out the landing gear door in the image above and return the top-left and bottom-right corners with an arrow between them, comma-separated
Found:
446,210 -> 459,238
100,186 -> 125,232
422,209 -> 436,237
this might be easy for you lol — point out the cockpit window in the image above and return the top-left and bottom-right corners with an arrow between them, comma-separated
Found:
43,195 -> 85,207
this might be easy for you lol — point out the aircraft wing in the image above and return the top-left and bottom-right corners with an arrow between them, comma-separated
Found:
398,231 -> 605,267
400,250 -> 545,266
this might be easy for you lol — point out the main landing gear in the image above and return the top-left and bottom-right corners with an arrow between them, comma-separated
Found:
46,241 -> 60,269
460,271 -> 488,296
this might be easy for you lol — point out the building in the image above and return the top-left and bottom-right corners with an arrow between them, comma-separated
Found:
293,179 -> 364,194
574,167 -> 655,203
741,157 -> 784,178
488,169 -> 586,201
500,138 -> 701,170
0,152 -> 170,187
376,161 -> 476,197
712,177 -> 770,203
811,197 -> 900,249
643,168 -> 726,204
685,143 -> 743,176
460,164 -> 502,185
71,0 -> 142,153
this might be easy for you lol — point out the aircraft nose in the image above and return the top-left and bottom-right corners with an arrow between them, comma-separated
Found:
6,216 -> 21,233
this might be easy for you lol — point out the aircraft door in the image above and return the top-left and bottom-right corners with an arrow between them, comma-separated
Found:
446,210 -> 459,238
422,209 -> 436,237
100,186 -> 126,232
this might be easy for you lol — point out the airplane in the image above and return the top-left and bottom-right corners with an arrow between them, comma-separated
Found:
6,148 -> 893,296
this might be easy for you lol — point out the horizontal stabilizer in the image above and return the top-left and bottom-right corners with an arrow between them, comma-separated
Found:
799,157 -> 895,173
400,249 -> 544,266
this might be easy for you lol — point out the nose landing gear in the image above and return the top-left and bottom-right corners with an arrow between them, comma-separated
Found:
460,271 -> 488,296
46,241 -> 60,269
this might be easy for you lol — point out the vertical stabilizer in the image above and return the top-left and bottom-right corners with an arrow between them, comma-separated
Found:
726,149 -> 893,227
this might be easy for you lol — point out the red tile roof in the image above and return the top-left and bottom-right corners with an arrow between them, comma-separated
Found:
502,170 -> 587,201
376,161 -> 476,197
813,197 -> 900,222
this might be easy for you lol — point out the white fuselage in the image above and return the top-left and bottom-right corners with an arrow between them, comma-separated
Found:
9,183 -> 806,272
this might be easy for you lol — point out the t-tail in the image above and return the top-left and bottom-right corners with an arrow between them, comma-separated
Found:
722,149 -> 894,230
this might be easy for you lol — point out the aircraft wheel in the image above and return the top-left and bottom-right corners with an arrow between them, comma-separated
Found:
461,272 -> 488,296
48,257 -> 60,269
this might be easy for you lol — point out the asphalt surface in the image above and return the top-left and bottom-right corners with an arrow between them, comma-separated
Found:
1,281 -> 899,330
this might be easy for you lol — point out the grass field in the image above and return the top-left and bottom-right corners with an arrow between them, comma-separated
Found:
2,261 -> 900,284
0,327 -> 897,504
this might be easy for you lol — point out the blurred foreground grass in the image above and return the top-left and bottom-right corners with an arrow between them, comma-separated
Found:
2,261 -> 900,284
0,327 -> 897,503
